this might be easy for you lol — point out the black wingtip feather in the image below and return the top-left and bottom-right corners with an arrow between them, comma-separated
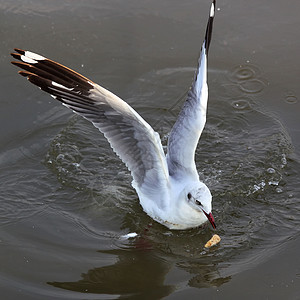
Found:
11,52 -> 22,60
11,49 -> 94,95
26,73 -> 51,91
11,61 -> 27,68
14,48 -> 25,55
204,0 -> 216,55
18,70 -> 33,77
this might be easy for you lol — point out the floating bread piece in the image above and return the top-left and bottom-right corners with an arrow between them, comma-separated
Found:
204,234 -> 221,248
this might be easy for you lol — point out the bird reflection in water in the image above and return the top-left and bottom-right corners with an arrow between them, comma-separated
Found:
48,235 -> 230,298
48,247 -> 174,299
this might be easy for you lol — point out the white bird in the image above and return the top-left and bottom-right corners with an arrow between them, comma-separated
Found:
11,1 -> 216,230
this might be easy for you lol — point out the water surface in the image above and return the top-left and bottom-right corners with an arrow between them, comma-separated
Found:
1,0 -> 299,299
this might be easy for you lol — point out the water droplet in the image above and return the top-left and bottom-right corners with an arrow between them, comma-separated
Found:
120,232 -> 138,239
56,154 -> 65,161
281,154 -> 287,166
163,231 -> 172,236
231,99 -> 251,111
267,168 -> 275,174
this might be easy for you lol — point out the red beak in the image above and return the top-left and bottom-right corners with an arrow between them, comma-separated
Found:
202,210 -> 216,229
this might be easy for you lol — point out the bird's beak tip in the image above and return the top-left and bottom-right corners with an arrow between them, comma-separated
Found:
202,210 -> 216,229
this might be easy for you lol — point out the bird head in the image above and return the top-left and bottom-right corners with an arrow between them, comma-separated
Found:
186,182 -> 216,229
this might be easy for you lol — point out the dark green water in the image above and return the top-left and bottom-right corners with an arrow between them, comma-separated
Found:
1,0 -> 299,299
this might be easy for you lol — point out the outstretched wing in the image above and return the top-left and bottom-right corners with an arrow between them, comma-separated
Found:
11,49 -> 169,189
166,0 -> 215,178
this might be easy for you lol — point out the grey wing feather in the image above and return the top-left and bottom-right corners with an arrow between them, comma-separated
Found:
167,1 -> 215,178
11,49 -> 169,188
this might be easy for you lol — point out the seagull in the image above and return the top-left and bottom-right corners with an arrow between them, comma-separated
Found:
11,1 -> 216,230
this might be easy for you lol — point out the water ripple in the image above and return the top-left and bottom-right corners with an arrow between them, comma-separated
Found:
1,65 -> 299,295
228,64 -> 261,83
284,92 -> 298,104
228,64 -> 268,95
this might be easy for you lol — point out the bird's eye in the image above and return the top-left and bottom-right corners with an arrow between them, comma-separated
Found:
195,200 -> 202,206
187,193 -> 192,200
